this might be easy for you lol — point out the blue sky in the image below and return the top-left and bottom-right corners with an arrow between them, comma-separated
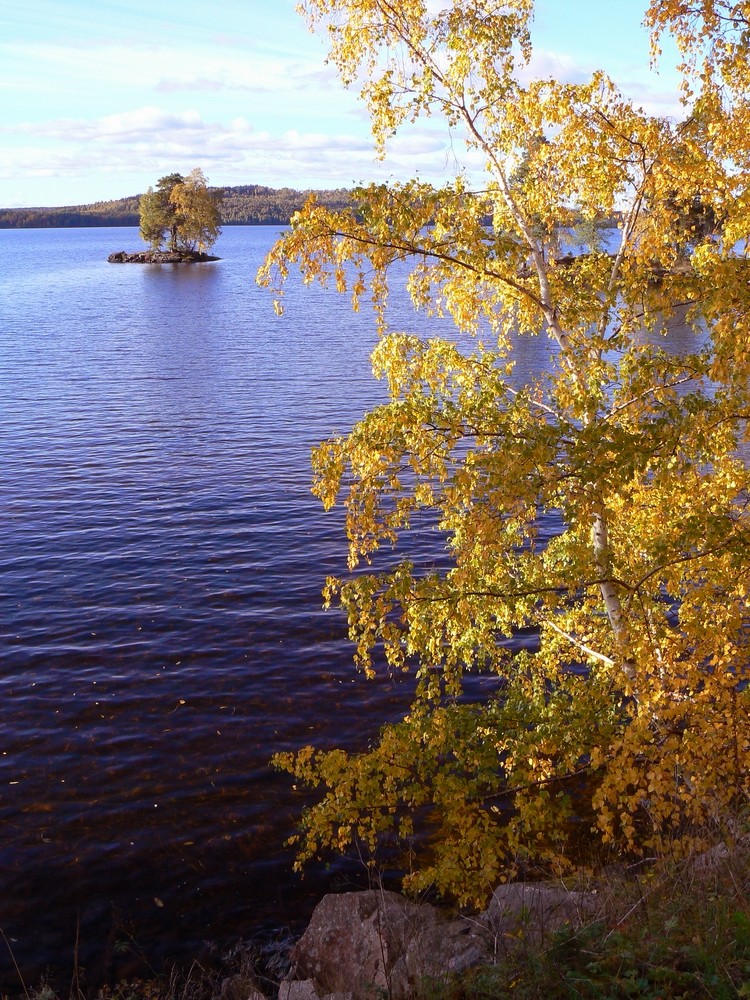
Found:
1,1 -> 683,208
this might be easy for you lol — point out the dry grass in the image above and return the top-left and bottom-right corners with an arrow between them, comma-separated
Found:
419,837 -> 750,999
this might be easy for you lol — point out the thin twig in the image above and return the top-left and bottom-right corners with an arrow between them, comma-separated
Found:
1,926 -> 29,1000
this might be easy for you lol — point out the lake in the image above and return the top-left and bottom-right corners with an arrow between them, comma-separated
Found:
0,225 -> 563,987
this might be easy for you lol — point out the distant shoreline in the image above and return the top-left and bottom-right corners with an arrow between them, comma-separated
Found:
0,184 -> 352,230
0,218 -> 302,230
0,185 -> 625,231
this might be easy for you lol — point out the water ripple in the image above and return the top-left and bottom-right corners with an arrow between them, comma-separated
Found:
0,226 -> 559,985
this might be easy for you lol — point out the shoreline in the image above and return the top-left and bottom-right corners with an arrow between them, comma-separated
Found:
107,249 -> 221,264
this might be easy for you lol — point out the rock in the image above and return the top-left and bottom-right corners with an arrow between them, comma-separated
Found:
482,882 -> 601,953
280,882 -> 603,1000
277,980 -> 350,1000
216,973 -> 266,1000
107,249 -> 220,263
282,890 -> 490,1000
684,834 -> 750,874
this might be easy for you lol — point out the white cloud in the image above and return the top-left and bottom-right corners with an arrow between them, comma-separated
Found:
0,38 -> 338,99
0,103 -> 461,200
523,48 -> 591,84
521,46 -> 682,120
98,107 -> 205,138
0,2 -> 687,206
153,58 -> 338,96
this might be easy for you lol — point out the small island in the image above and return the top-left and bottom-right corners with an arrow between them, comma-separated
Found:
108,249 -> 220,263
110,168 -> 222,263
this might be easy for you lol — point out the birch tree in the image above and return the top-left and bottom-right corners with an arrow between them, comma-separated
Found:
259,0 -> 750,904
168,168 -> 222,252
139,170 -> 222,252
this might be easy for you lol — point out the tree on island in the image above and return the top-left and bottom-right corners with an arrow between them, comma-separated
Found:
259,0 -> 750,906
139,169 -> 222,253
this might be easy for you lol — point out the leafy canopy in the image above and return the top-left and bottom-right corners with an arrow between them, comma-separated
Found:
258,0 -> 750,905
139,169 -> 222,252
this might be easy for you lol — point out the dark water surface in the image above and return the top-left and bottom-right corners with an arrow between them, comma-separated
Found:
0,227 -> 558,987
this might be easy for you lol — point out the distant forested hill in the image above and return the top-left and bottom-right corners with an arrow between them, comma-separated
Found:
0,196 -> 142,229
0,185 -> 352,229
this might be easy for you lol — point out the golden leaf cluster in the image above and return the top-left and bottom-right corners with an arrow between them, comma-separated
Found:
258,0 -> 750,904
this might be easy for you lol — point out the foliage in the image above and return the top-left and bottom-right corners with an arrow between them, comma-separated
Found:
167,169 -> 223,252
139,170 -> 222,252
139,173 -> 184,251
259,0 -> 750,905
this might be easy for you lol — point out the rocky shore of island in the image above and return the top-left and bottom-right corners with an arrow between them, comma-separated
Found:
107,249 -> 220,263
